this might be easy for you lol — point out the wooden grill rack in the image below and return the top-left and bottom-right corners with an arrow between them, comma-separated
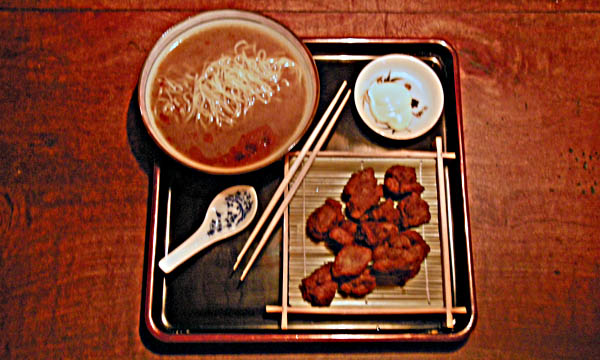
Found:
268,137 -> 463,330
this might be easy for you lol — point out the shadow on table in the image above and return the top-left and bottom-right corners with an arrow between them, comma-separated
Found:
126,86 -> 165,178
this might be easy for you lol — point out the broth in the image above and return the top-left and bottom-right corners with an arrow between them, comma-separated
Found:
149,21 -> 310,168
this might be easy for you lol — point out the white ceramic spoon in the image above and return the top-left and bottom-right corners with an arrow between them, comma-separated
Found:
158,185 -> 258,274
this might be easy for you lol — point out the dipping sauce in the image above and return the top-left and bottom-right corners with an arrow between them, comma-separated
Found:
367,81 -> 414,131
353,54 -> 443,141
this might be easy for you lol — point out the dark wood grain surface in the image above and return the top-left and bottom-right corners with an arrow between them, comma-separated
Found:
1,1 -> 599,359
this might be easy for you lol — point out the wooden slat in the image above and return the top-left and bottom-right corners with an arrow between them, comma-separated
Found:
435,137 -> 453,329
287,154 -> 445,311
266,305 -> 468,315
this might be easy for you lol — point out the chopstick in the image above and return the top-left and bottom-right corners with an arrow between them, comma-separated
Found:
232,81 -> 348,272
239,88 -> 352,281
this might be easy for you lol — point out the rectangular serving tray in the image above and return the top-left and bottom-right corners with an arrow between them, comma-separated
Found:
143,38 -> 475,343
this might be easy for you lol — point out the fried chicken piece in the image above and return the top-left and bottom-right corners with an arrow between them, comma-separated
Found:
328,227 -> 355,247
342,168 -> 383,220
384,165 -> 425,197
306,198 -> 344,241
332,245 -> 372,279
372,230 -> 431,285
360,221 -> 400,248
328,220 -> 358,248
360,198 -> 401,224
397,192 -> 431,228
299,262 -> 338,306
338,268 -> 377,297
340,219 -> 358,236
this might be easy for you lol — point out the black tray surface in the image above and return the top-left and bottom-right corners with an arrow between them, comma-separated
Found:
144,39 -> 473,341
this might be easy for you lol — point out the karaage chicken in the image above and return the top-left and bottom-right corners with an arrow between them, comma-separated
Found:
338,268 -> 377,297
397,192 -> 431,228
384,165 -> 425,197
332,244 -> 372,278
299,262 -> 338,306
372,230 -> 431,285
306,198 -> 344,241
342,168 -> 383,220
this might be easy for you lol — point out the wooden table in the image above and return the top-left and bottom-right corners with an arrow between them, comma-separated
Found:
1,1 -> 598,358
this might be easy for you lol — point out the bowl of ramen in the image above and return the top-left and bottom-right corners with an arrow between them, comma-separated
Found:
139,10 -> 320,174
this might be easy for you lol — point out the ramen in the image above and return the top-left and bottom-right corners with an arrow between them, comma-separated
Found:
148,20 -> 314,169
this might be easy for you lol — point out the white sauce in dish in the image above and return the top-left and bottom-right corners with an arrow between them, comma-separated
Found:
367,81 -> 413,131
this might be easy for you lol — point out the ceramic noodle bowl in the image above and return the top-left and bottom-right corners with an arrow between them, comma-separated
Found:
139,10 -> 319,174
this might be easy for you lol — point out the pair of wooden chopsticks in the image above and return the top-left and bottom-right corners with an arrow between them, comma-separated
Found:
233,81 -> 352,281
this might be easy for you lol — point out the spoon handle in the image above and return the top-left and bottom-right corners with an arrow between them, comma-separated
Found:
158,228 -> 216,274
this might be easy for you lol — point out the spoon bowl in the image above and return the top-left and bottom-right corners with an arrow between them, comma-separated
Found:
159,185 -> 258,274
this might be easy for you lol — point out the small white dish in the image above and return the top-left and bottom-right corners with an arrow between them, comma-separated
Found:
354,54 -> 444,140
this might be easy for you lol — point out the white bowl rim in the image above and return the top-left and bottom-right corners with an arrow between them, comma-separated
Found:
138,9 -> 320,174
353,53 -> 444,140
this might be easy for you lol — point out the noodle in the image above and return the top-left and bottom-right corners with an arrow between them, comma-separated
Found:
154,40 -> 299,129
